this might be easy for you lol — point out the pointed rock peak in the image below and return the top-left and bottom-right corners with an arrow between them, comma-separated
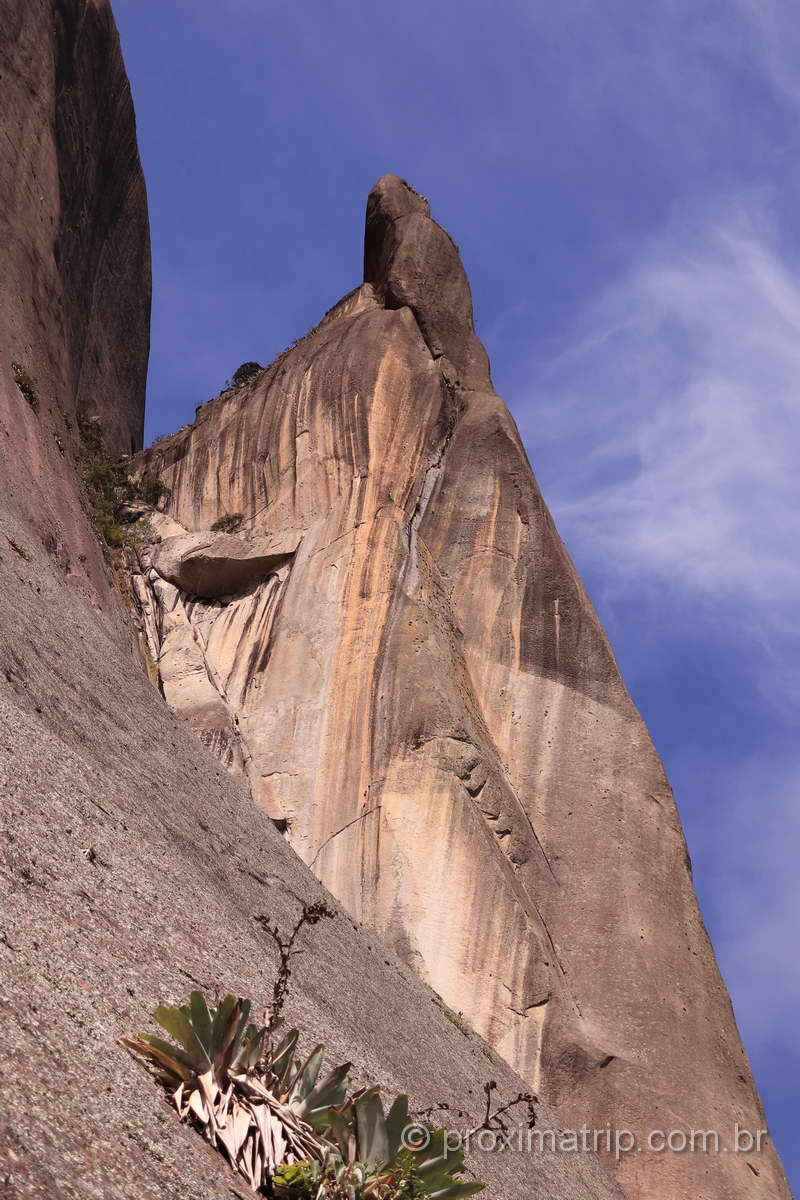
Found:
366,174 -> 431,223
363,175 -> 490,390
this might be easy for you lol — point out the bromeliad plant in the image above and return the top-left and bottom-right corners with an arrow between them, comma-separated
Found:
274,1087 -> 484,1199
121,991 -> 346,1189
121,992 -> 483,1198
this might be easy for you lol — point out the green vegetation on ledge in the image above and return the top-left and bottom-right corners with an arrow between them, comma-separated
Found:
78,415 -> 168,551
211,511 -> 245,534
232,360 -> 263,386
11,361 -> 39,413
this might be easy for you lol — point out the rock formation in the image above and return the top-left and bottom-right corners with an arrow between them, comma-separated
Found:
0,2 -> 789,1198
133,180 -> 790,1200
1,0 -> 150,649
0,5 -> 616,1200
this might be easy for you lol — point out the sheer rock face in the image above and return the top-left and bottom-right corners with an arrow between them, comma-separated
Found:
1,0 -> 150,639
135,176 -> 789,1200
2,0 -> 150,458
52,0 -> 151,457
0,10 -> 625,1200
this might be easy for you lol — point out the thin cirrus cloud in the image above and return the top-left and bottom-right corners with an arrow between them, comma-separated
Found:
732,0 -> 800,111
519,196 -> 800,696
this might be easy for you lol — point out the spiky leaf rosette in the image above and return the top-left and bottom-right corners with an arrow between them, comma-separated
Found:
280,1091 -> 484,1198
121,991 -> 483,1197
121,992 -> 349,1191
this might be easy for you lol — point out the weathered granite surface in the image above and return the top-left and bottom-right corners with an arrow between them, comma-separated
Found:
0,0 -> 789,1194
1,0 -> 149,460
0,0 -> 150,655
0,531 -> 624,1200
133,177 -> 790,1200
0,6 -> 624,1200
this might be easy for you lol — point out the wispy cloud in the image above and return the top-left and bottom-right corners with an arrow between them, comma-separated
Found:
521,195 -> 800,693
732,0 -> 800,112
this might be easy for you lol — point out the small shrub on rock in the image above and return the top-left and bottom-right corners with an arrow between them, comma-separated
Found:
232,361 -> 263,387
211,512 -> 245,534
78,415 -> 168,550
11,362 -> 39,413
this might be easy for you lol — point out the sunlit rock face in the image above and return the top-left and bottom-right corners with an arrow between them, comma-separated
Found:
133,176 -> 789,1199
0,11 -> 627,1200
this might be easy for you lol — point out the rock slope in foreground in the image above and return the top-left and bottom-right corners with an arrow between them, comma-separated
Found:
0,4 -> 620,1199
0,546 -> 623,1200
134,179 -> 790,1200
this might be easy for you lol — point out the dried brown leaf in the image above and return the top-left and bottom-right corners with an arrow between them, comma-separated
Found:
188,1088 -> 208,1124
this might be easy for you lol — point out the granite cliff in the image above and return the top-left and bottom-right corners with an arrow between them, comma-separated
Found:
133,181 -> 789,1200
0,3 -> 789,1199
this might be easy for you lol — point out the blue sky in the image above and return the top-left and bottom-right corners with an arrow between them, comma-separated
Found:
114,1 -> 798,1184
